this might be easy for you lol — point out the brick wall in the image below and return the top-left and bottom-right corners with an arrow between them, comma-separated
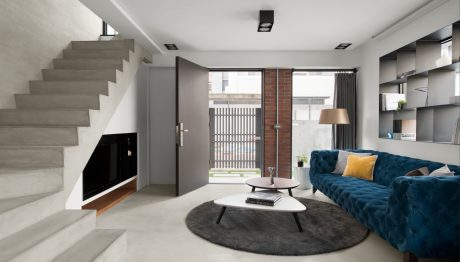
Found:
263,69 -> 292,178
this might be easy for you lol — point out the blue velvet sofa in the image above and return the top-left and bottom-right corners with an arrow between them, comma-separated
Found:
309,150 -> 460,261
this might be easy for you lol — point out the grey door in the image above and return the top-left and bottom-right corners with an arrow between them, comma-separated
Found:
176,57 -> 209,196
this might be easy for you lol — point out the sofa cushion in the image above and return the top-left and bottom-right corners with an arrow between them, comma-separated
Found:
343,155 -> 378,181
332,150 -> 371,174
313,172 -> 391,238
405,167 -> 429,176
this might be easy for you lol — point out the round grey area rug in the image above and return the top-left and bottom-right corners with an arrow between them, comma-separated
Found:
186,197 -> 368,256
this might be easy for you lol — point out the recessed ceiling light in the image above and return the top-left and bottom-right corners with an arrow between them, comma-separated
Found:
164,44 -> 178,50
335,43 -> 352,50
258,10 -> 274,32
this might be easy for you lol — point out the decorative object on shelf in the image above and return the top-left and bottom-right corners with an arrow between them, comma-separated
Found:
267,166 -> 275,184
414,87 -> 429,107
319,108 -> 350,149
397,99 -> 407,111
387,131 -> 393,139
296,155 -> 308,167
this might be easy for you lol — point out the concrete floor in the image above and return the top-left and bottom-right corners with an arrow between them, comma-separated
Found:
97,184 -> 450,262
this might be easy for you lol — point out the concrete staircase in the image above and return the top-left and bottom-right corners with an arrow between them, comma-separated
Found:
0,39 -> 150,261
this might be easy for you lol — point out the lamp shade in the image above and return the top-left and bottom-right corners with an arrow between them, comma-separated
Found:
319,109 -> 350,125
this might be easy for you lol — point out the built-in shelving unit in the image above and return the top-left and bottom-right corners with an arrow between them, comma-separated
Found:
379,21 -> 460,145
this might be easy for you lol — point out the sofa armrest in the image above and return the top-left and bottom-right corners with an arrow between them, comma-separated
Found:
386,176 -> 460,258
309,150 -> 338,176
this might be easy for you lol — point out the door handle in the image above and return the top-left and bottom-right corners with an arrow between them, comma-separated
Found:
176,122 -> 189,147
254,136 -> 261,141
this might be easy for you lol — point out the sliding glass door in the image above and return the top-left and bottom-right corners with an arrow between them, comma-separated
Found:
291,71 -> 335,171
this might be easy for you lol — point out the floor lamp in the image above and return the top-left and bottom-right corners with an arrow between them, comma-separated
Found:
319,109 -> 350,149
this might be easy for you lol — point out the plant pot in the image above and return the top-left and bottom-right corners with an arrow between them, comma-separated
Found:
297,161 -> 304,167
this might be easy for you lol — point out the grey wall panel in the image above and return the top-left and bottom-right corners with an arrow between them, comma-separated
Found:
379,112 -> 394,137
428,70 -> 456,106
416,109 -> 434,142
433,106 -> 460,143
149,67 -> 176,184
379,60 -> 397,84
397,51 -> 416,76
416,42 -> 441,72
394,110 -> 416,120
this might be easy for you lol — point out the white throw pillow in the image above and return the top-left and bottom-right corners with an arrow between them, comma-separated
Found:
429,165 -> 454,176
332,150 -> 371,174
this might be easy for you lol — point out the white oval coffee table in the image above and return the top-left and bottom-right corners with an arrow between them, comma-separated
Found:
214,192 -> 306,232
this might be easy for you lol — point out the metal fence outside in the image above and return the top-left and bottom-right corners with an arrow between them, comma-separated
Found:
209,107 -> 262,169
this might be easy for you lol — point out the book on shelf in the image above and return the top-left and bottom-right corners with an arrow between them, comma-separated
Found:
246,192 -> 281,206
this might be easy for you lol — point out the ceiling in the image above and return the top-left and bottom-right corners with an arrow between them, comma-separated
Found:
115,0 -> 433,52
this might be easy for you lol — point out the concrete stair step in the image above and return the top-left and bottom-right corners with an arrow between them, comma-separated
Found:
0,146 -> 63,168
0,127 -> 78,146
0,168 -> 62,199
0,192 -> 62,240
0,109 -> 90,126
72,39 -> 134,52
52,229 -> 127,262
15,94 -> 100,110
30,81 -> 109,96
42,69 -> 117,82
63,49 -> 129,60
53,58 -> 123,71
0,210 -> 95,262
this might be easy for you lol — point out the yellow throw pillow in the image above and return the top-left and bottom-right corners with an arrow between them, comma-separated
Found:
342,155 -> 378,181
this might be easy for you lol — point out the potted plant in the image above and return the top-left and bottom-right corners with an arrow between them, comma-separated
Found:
296,155 -> 308,167
397,99 -> 407,111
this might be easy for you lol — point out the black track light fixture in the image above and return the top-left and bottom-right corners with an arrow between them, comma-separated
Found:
258,10 -> 274,32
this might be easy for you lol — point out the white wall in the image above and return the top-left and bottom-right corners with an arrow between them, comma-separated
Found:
0,0 -> 101,108
104,64 -> 150,190
66,65 -> 150,209
357,0 -> 460,165
149,67 -> 177,184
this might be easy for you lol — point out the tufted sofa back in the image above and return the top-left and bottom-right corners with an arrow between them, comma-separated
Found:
350,150 -> 460,187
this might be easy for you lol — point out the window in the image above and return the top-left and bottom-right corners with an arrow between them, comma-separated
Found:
292,71 -> 335,170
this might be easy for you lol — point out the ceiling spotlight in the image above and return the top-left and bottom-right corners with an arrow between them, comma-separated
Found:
164,44 -> 178,50
258,10 -> 274,32
335,43 -> 352,50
